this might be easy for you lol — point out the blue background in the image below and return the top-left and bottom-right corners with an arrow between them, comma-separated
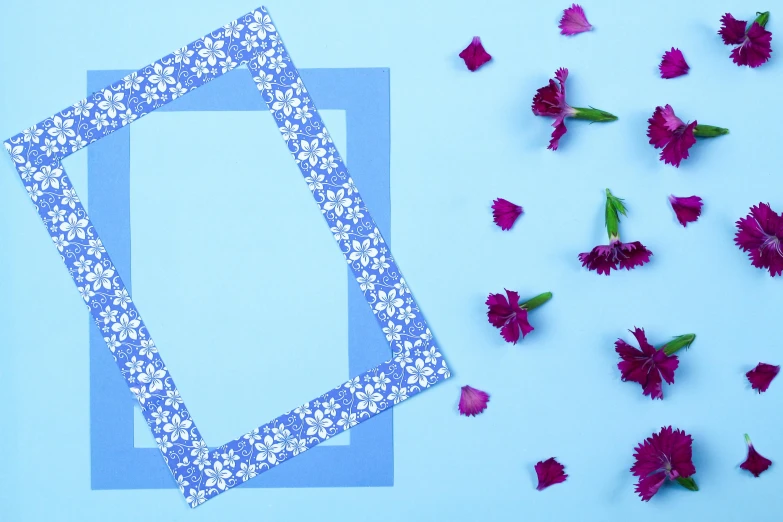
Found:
1,1 -> 782,520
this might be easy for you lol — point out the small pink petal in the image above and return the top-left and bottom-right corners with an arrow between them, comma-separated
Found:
458,385 -> 490,417
669,195 -> 703,227
459,37 -> 492,72
492,198 -> 523,230
535,458 -> 568,490
559,4 -> 592,35
741,435 -> 773,477
659,48 -> 690,79
747,362 -> 780,393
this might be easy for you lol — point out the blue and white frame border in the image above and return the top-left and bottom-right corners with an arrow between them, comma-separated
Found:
3,6 -> 451,507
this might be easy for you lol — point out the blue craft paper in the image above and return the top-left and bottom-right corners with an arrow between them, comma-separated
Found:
86,67 -> 395,489
2,6 -> 450,506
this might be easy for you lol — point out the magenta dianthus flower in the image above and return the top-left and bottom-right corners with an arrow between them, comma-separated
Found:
579,189 -> 652,275
719,12 -> 772,68
734,203 -> 783,277
647,105 -> 728,168
486,290 -> 552,344
532,68 -> 617,150
631,426 -> 698,501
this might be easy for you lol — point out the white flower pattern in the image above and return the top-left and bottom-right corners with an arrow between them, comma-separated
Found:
1,7 -> 449,507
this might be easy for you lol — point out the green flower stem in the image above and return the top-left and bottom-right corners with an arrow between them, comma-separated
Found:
572,107 -> 619,122
675,476 -> 699,492
693,125 -> 729,138
519,292 -> 553,311
662,334 -> 696,356
755,11 -> 770,28
604,188 -> 627,240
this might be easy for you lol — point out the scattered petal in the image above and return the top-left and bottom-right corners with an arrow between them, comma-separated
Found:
741,435 -> 772,477
734,203 -> 783,277
669,195 -> 703,227
579,240 -> 653,275
458,385 -> 490,416
459,37 -> 492,72
647,105 -> 696,167
631,427 -> 697,501
492,198 -> 523,231
616,328 -> 679,400
746,362 -> 780,392
559,4 -> 592,35
659,48 -> 690,78
486,289 -> 533,344
535,458 -> 568,490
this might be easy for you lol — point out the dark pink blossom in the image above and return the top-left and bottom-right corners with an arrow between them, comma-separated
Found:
492,198 -> 523,230
741,434 -> 772,477
458,385 -> 490,417
631,426 -> 698,501
535,458 -> 568,490
719,13 -> 772,68
734,203 -> 783,277
746,362 -> 780,393
532,68 -> 616,150
459,37 -> 492,72
486,289 -> 532,344
669,195 -> 703,227
485,290 -> 551,344
580,189 -> 652,275
615,328 -> 680,400
579,240 -> 652,275
647,105 -> 697,167
659,48 -> 689,78
559,4 -> 592,35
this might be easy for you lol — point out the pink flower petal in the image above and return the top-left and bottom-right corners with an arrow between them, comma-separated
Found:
535,458 -> 568,490
741,435 -> 772,477
458,385 -> 490,417
492,198 -> 523,230
669,195 -> 703,227
459,36 -> 492,72
659,48 -> 690,78
559,4 -> 592,35
746,362 -> 780,393
719,13 -> 749,45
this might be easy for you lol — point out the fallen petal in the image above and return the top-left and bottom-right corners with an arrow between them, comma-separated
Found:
747,362 -> 780,393
535,457 -> 568,490
492,198 -> 524,230
459,36 -> 492,72
659,48 -> 690,78
741,434 -> 773,477
559,4 -> 593,35
458,385 -> 490,416
669,195 -> 703,227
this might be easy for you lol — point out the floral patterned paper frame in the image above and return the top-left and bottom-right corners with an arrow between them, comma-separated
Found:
3,6 -> 451,507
